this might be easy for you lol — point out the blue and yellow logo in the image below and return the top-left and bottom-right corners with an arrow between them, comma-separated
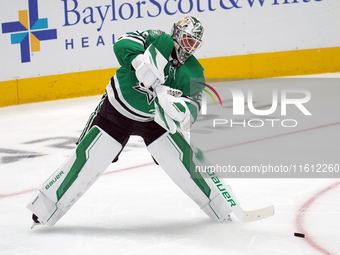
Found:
1,0 -> 57,63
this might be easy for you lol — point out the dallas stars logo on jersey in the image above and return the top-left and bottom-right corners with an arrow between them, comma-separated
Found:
133,83 -> 156,105
149,30 -> 163,36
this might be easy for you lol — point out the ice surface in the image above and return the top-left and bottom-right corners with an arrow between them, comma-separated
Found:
0,73 -> 339,255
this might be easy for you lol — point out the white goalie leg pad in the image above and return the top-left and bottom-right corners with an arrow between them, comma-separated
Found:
200,189 -> 233,222
26,126 -> 122,226
147,132 -> 232,222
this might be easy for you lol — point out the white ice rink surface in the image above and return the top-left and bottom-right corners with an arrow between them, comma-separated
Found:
0,73 -> 339,255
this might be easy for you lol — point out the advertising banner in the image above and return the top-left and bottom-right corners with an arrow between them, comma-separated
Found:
1,0 -> 338,82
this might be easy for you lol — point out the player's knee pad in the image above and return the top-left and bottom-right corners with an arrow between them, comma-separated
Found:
147,132 -> 232,222
26,126 -> 122,226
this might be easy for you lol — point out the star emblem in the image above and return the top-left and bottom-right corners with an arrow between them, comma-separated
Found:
133,83 -> 156,105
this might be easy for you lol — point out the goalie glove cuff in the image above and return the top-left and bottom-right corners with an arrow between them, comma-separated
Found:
135,60 -> 163,88
131,54 -> 144,70
133,45 -> 167,89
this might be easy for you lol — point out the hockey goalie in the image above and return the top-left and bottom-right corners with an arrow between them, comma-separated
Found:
27,16 -> 274,228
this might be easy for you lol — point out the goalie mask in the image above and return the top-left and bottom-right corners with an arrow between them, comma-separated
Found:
171,16 -> 204,64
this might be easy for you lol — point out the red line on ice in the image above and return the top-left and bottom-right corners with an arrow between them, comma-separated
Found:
0,188 -> 36,198
296,181 -> 340,255
0,162 -> 155,199
1,121 -> 339,199
205,121 -> 340,153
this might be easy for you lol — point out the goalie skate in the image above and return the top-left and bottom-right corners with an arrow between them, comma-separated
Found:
30,214 -> 42,229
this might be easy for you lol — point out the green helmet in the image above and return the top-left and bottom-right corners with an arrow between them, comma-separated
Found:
171,16 -> 204,64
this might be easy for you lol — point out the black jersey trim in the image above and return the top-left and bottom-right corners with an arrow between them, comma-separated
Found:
110,77 -> 151,119
118,34 -> 146,48
128,35 -> 146,48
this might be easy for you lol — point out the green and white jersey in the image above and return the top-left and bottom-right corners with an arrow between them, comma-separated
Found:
106,29 -> 205,123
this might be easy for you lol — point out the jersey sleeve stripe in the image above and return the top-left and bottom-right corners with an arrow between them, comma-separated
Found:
117,34 -> 146,48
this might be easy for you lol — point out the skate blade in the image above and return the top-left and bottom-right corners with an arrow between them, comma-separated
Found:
30,221 -> 42,229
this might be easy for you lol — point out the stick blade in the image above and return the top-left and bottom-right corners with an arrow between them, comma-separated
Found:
242,205 -> 275,222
